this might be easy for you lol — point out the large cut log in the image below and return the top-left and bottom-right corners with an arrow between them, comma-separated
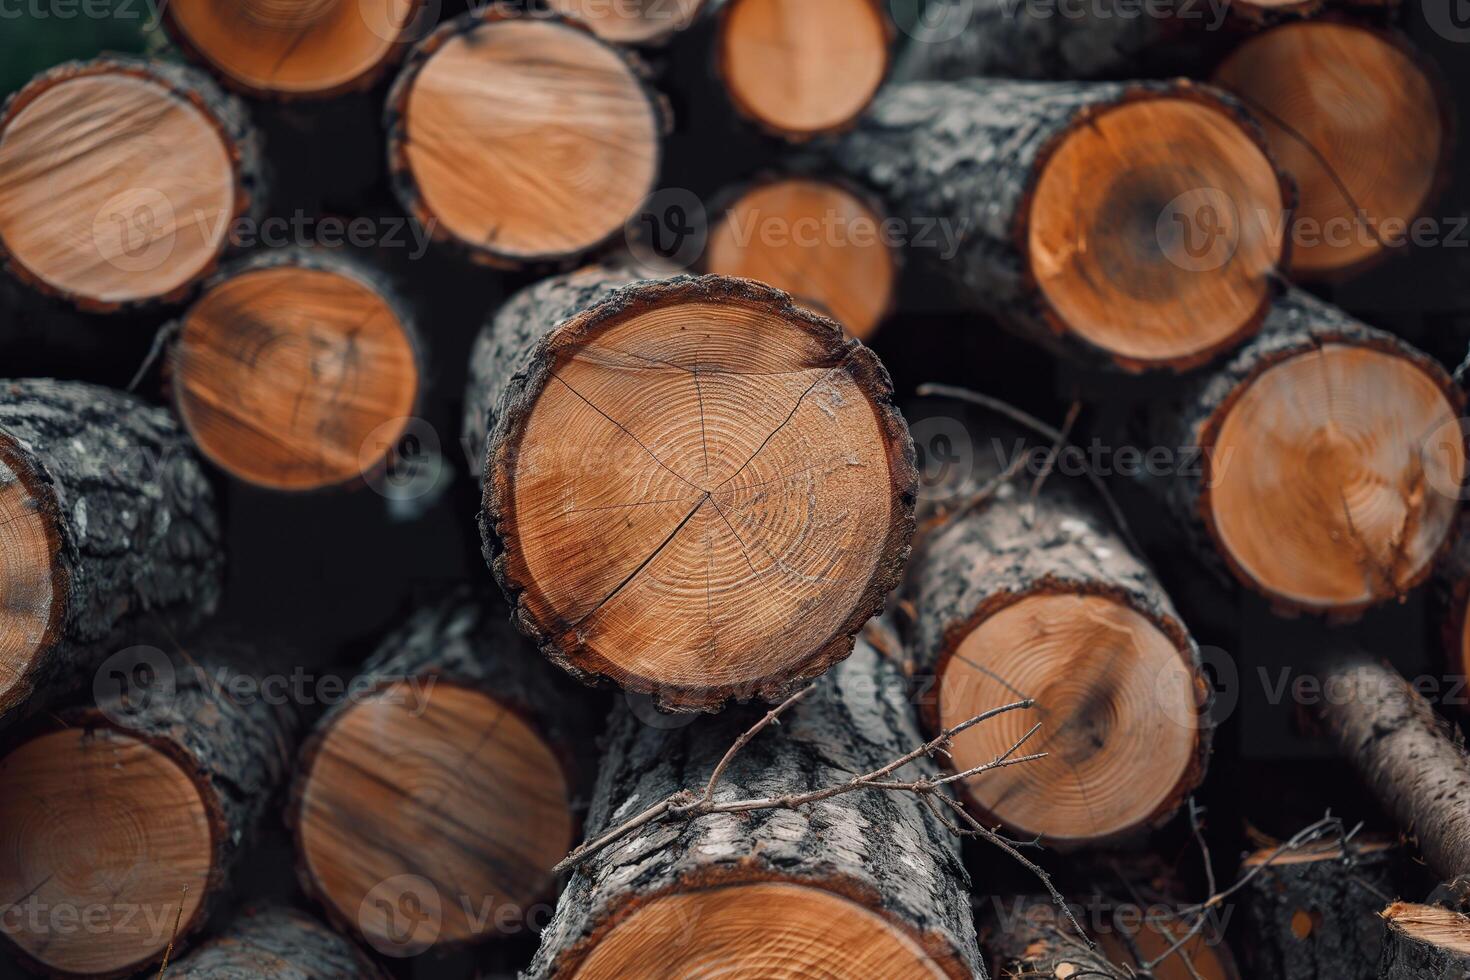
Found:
0,653 -> 295,978
1240,836 -> 1406,979
167,248 -> 421,493
1212,22 -> 1450,280
703,175 -> 900,340
1379,903 -> 1470,978
463,270 -> 916,712
547,0 -> 710,44
0,379 -> 222,725
387,8 -> 667,268
525,635 -> 983,978
0,58 -> 264,312
164,0 -> 430,99
290,589 -> 594,957
716,0 -> 893,140
1316,661 -> 1470,884
171,906 -> 385,979
902,403 -> 1210,847
1149,287 -> 1464,616
830,78 -> 1289,371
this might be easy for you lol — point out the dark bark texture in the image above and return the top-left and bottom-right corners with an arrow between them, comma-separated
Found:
1145,286 -> 1462,608
172,906 -> 385,979
1317,661 -> 1470,884
828,77 -> 1264,368
0,57 -> 266,312
0,379 -> 223,724
1378,906 -> 1470,979
525,636 -> 983,979
1241,841 -> 1407,980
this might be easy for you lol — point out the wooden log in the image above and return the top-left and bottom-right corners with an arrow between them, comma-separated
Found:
170,906 -> 385,979
1437,516 -> 1470,694
0,379 -> 222,725
703,175 -> 900,340
983,896 -> 1121,979
464,270 -> 916,712
1316,661 -> 1470,888
0,654 -> 295,978
1239,836 -> 1404,979
386,8 -> 667,269
1379,902 -> 1470,978
716,0 -> 893,140
167,248 -> 422,493
830,78 -> 1289,371
902,405 -> 1210,847
164,0 -> 430,99
525,635 -> 983,979
1149,287 -> 1464,616
1211,22 -> 1450,280
546,0 -> 710,44
289,588 -> 594,956
0,57 -> 264,313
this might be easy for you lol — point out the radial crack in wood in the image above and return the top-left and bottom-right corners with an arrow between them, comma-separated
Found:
472,272 -> 916,711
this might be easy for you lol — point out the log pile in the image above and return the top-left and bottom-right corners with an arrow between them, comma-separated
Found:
1,1 -> 1467,978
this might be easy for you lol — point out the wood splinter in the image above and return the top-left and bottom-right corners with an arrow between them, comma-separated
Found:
464,270 -> 916,712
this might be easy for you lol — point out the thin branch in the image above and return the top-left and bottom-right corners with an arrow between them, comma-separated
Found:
699,685 -> 814,803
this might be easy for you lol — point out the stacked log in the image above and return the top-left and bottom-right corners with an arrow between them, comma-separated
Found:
170,906 -> 385,979
0,58 -> 264,311
547,0 -> 710,44
831,78 -> 1290,371
0,379 -> 222,725
1211,22 -> 1450,279
289,589 -> 594,956
716,0 -> 893,140
525,635 -> 983,978
703,175 -> 899,340
167,249 -> 422,493
902,404 -> 1212,847
0,653 -> 295,977
463,270 -> 916,711
1378,902 -> 1470,978
386,8 -> 668,268
1150,287 -> 1464,616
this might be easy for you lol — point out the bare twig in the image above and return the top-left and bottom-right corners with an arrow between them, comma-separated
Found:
155,884 -> 188,979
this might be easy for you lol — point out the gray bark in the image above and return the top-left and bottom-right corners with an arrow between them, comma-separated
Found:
171,906 -> 385,979
0,379 -> 223,726
1378,907 -> 1470,979
526,635 -> 984,979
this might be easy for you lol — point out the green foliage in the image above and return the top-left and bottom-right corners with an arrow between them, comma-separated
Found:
0,1 -> 160,99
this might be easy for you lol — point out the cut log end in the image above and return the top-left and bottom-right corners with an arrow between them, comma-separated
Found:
390,12 -> 662,266
1203,343 -> 1463,612
294,682 -> 574,950
718,0 -> 891,140
0,727 -> 213,977
567,882 -> 954,979
172,261 -> 419,492
1381,903 -> 1470,975
1027,93 -> 1285,369
705,177 -> 898,340
939,593 -> 1200,844
1213,24 -> 1444,278
0,62 -> 244,309
488,277 -> 915,711
0,438 -> 61,715
1098,912 -> 1239,980
546,0 -> 706,44
166,0 -> 419,97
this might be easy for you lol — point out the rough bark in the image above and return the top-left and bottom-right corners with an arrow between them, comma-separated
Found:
525,636 -> 983,979
1316,661 -> 1470,884
828,77 -> 1277,370
1146,286 -> 1464,613
1378,903 -> 1470,979
0,379 -> 223,725
1240,839 -> 1407,980
0,57 -> 266,312
982,896 -> 1120,979
171,906 -> 385,979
